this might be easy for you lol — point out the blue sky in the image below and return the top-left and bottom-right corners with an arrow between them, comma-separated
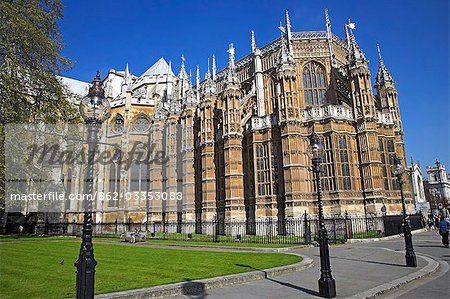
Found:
60,0 -> 449,172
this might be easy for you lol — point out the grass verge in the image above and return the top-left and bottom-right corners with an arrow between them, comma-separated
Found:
0,241 -> 300,299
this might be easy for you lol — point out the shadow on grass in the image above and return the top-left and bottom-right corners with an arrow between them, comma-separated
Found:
235,264 -> 320,297
181,279 -> 207,299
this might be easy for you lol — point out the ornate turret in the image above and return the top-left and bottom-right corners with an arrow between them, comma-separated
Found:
346,25 -> 375,119
276,22 -> 296,79
251,30 -> 265,116
202,58 -> 216,95
375,44 -> 395,89
220,42 -> 245,220
183,67 -> 198,107
374,45 -> 402,130
275,21 -> 298,121
348,33 -> 368,70
222,42 -> 241,135
224,43 -> 239,89
177,55 -> 190,99
178,55 -> 188,79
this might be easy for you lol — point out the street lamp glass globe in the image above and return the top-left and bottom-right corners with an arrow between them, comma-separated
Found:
79,94 -> 111,123
391,158 -> 405,176
308,133 -> 323,161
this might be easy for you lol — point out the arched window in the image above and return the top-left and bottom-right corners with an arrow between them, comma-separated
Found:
113,114 -> 124,133
338,136 -> 351,190
130,144 -> 149,198
379,138 -> 389,190
256,143 -> 270,196
319,135 -> 336,191
108,149 -> 121,207
109,162 -> 120,207
302,62 -> 327,106
130,160 -> 140,192
134,114 -> 150,133
386,140 -> 398,190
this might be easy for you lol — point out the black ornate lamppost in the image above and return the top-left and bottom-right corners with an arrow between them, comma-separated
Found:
392,156 -> 417,268
309,133 -> 336,298
75,71 -> 111,298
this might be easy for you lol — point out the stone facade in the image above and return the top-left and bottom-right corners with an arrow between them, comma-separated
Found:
64,10 -> 414,225
424,161 -> 450,215
408,160 -> 428,214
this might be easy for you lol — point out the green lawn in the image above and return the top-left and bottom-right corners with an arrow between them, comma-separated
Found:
0,235 -> 78,242
0,241 -> 300,299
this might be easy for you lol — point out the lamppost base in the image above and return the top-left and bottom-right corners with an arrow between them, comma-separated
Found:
318,277 -> 336,298
406,252 -> 417,268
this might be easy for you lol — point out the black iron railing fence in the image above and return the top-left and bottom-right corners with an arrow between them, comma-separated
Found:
1,214 -> 425,244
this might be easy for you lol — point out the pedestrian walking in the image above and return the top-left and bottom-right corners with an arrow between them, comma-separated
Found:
438,215 -> 449,248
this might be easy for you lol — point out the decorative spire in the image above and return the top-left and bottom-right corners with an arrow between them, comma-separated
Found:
178,54 -> 188,79
344,19 -> 355,47
195,64 -> 201,102
212,54 -> 217,80
285,10 -> 291,31
284,10 -> 293,53
278,21 -> 285,37
325,8 -> 331,28
205,57 -> 211,80
177,55 -> 189,99
227,43 -> 235,69
121,63 -> 132,93
325,8 -> 336,68
183,67 -> 197,106
277,22 -> 295,68
377,44 -> 382,61
251,30 -> 256,53
225,43 -> 239,86
196,64 -> 200,91
202,58 -> 216,95
375,44 -> 395,87
347,26 -> 368,69
124,63 -> 129,80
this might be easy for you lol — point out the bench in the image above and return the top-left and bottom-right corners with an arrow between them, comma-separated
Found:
120,231 -> 147,242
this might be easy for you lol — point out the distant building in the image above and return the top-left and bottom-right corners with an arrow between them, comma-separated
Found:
408,159 -> 428,214
423,160 -> 450,215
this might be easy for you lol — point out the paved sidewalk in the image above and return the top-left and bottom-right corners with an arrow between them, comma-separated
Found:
170,233 -> 437,299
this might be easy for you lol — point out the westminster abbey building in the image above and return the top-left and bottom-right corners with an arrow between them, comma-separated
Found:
62,10 -> 414,227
